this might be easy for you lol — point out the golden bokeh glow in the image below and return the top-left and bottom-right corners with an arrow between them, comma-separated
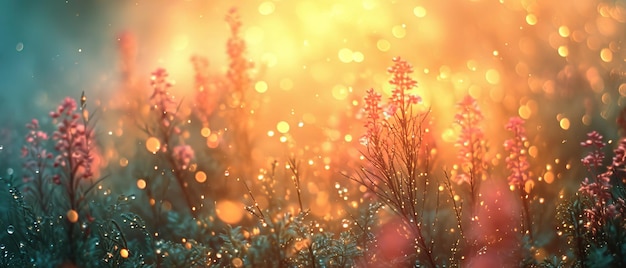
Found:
137,179 -> 147,190
66,209 -> 79,223
216,200 -> 244,224
145,137 -> 161,154
120,248 -> 129,258
276,121 -> 290,134
195,171 -> 207,183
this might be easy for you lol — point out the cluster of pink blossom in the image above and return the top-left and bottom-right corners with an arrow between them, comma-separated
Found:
21,119 -> 54,188
580,131 -> 605,170
225,7 -> 253,98
361,58 -> 423,142
454,95 -> 485,185
385,57 -> 421,116
579,132 -> 610,201
146,68 -> 198,216
172,145 -> 195,171
503,117 -> 530,188
150,68 -> 180,134
191,55 -> 222,125
609,138 -> 626,171
578,131 -> 625,233
363,88 -> 382,140
50,97 -> 95,181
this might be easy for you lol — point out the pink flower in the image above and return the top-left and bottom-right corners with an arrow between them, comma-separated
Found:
504,117 -> 529,188
361,58 -> 422,142
150,68 -> 177,122
172,145 -> 195,171
191,55 -> 222,125
577,131 -> 623,234
454,95 -> 485,185
22,117 -> 52,184
580,131 -> 605,170
608,138 -> 626,176
225,7 -> 253,96
51,97 -> 97,181
386,57 -> 419,115
363,88 -> 382,139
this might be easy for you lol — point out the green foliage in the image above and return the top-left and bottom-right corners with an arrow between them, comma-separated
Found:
155,239 -> 214,267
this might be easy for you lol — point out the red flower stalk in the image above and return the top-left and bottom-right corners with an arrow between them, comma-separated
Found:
363,88 -> 382,141
191,55 -> 222,125
223,7 -> 255,178
580,131 -> 605,171
453,95 -> 486,223
454,95 -> 485,186
577,131 -> 621,234
609,138 -> 626,172
385,57 -> 420,116
354,58 -> 436,267
50,97 -> 96,182
21,118 -> 54,211
146,68 -> 199,217
504,116 -> 533,238
578,131 -> 610,203
47,95 -> 104,264
225,7 -> 253,100
150,68 -> 180,136
504,117 -> 529,188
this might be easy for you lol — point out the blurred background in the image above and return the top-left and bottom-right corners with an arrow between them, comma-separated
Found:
1,0 -> 626,215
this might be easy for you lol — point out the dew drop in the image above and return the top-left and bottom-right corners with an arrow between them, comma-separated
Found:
6,225 -> 14,235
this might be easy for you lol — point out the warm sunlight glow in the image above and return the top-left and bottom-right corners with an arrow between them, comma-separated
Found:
216,200 -> 244,224
7,1 -> 626,266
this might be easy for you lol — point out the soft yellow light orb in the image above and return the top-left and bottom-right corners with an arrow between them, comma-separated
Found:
518,105 -> 531,119
377,39 -> 391,52
558,26 -> 570,37
413,6 -> 427,18
600,48 -> 613,62
485,69 -> 500,85
200,127 -> 211,138
146,137 -> 161,154
392,24 -> 406,38
559,118 -> 570,130
352,51 -> 364,63
338,48 -> 353,63
276,121 -> 290,134
255,81 -> 268,93
526,14 -> 537,25
558,46 -> 568,57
